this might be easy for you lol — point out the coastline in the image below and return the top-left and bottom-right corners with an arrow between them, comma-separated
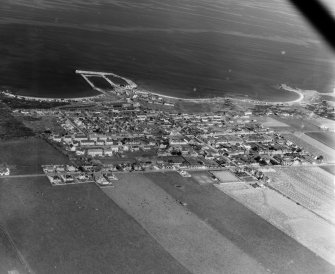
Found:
0,90 -> 104,102
135,83 -> 305,105
1,69 -> 309,105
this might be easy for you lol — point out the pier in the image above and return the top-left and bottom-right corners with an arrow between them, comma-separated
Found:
75,70 -> 137,90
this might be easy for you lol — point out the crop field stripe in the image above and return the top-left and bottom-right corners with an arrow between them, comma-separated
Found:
0,225 -> 34,274
305,132 -> 335,150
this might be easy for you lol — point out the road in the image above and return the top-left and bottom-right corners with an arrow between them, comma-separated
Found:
0,174 -> 46,179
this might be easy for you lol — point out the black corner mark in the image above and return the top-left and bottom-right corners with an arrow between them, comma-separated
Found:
288,0 -> 335,51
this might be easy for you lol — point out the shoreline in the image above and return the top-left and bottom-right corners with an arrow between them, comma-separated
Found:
135,83 -> 304,105
1,69 -> 308,105
1,84 -> 304,105
0,90 -> 104,102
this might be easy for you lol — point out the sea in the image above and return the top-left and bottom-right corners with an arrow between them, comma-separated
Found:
0,0 -> 334,101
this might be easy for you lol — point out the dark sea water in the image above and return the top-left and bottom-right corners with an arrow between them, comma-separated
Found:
0,0 -> 334,100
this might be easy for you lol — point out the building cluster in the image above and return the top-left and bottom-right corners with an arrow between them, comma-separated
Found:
42,164 -> 117,186
27,104 -> 322,176
306,100 -> 335,121
110,88 -> 175,107
0,164 -> 10,176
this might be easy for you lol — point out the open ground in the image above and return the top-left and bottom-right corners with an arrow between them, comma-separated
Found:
282,133 -> 335,162
0,137 -> 70,175
266,166 -> 335,224
147,172 -> 335,274
0,177 -> 189,274
0,227 -> 27,274
305,131 -> 335,150
215,179 -> 335,265
103,172 -> 268,274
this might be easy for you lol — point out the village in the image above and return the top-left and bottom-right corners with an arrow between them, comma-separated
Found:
11,101 -> 325,188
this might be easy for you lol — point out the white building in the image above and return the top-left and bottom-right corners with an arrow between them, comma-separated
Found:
104,148 -> 114,156
0,167 -> 10,176
87,148 -> 103,157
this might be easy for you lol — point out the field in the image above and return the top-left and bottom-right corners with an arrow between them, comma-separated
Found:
0,137 -> 69,174
266,166 -> 335,224
321,165 -> 335,175
0,103 -> 34,139
305,131 -> 335,150
282,133 -> 335,162
0,228 -> 27,274
273,118 -> 321,132
212,170 -> 240,183
20,115 -> 65,134
215,182 -> 335,265
0,177 -> 189,274
260,117 -> 290,128
149,172 -> 335,274
189,171 -> 213,185
103,172 -> 268,274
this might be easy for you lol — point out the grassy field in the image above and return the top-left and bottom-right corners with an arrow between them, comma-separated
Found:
259,117 -> 290,128
103,173 -> 268,274
0,137 -> 69,174
273,117 -> 321,132
0,103 -> 34,139
20,115 -> 65,134
267,166 -> 335,224
321,165 -> 335,175
0,177 -> 189,274
282,133 -> 335,162
305,131 -> 335,150
0,228 -> 27,274
148,172 -> 335,274
212,170 -> 240,183
215,183 -> 335,265
189,171 -> 213,185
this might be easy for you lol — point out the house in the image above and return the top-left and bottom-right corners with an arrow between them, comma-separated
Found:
75,150 -> 85,155
87,148 -> 103,157
55,165 -> 66,172
80,140 -> 95,146
104,148 -> 114,156
51,135 -> 62,142
170,137 -> 188,145
66,165 -> 77,172
88,134 -> 98,141
62,135 -> 72,143
49,175 -> 62,184
96,139 -> 105,146
60,174 -> 74,183
105,139 -> 115,145
0,167 -> 10,176
109,144 -> 119,152
73,134 -> 87,142
43,165 -> 55,173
